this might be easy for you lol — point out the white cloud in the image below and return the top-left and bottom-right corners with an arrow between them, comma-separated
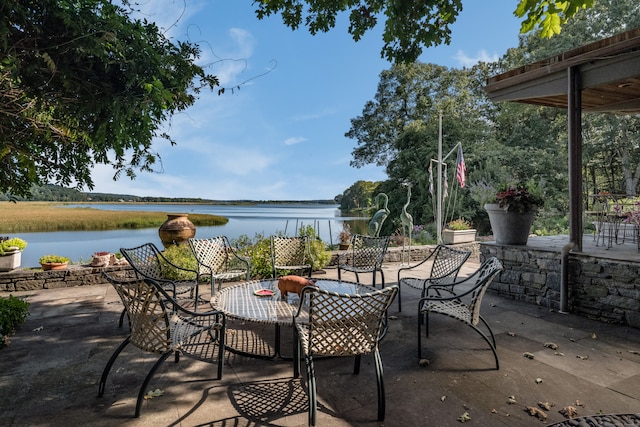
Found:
453,49 -> 499,67
284,137 -> 307,146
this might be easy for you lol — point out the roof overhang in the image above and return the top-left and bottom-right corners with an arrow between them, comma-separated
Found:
485,27 -> 640,114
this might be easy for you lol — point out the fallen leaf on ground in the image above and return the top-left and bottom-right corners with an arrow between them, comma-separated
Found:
591,332 -> 598,339
388,315 -> 398,320
441,396 -> 446,402
507,395 -> 517,404
554,351 -> 565,356
629,350 -> 640,355
574,400 -> 584,407
525,406 -> 548,421
560,405 -> 578,419
535,378 -> 543,384
569,338 -> 576,342
538,401 -> 552,411
457,412 -> 471,423
523,352 -> 535,359
507,331 -> 516,337
491,409 -> 497,414
544,342 -> 558,350
32,326 -> 44,332
576,355 -> 589,360
419,358 -> 430,367
144,388 -> 164,400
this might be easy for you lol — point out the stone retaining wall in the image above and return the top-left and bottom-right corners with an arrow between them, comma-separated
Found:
480,243 -> 640,328
0,265 -> 136,292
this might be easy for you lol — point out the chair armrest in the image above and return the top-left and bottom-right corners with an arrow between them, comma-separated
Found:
396,249 -> 437,278
145,278 -> 224,319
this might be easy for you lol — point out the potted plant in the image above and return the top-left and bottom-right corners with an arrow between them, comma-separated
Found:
484,181 -> 545,245
443,219 -> 476,244
338,223 -> 352,250
0,237 -> 28,271
39,254 -> 70,271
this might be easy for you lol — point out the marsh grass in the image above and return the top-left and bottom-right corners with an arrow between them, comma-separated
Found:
0,202 -> 227,233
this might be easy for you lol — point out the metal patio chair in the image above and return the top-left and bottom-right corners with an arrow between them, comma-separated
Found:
417,257 -> 503,369
99,272 -> 225,417
337,234 -> 390,288
120,242 -> 200,306
271,236 -> 314,278
188,236 -> 250,295
293,285 -> 398,426
396,244 -> 471,312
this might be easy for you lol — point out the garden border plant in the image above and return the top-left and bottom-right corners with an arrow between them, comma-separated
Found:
0,295 -> 30,346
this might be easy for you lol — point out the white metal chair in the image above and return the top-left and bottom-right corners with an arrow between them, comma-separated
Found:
417,257 -> 503,369
271,236 -> 313,278
396,244 -> 471,312
293,285 -> 398,426
188,236 -> 250,295
99,272 -> 225,417
337,234 -> 390,288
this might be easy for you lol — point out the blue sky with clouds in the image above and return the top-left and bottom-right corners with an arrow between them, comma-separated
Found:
90,1 -> 523,200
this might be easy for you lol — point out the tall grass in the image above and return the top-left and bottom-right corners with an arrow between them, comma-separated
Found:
0,202 -> 227,233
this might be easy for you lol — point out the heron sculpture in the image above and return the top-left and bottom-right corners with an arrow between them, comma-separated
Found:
368,193 -> 390,237
400,184 -> 413,265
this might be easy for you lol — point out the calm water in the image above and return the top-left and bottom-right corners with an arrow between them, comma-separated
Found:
18,203 -> 368,268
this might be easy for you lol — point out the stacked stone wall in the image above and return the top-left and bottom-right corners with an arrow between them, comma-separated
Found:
480,243 -> 640,328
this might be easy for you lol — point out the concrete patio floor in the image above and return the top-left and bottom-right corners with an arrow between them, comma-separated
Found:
1,259 -> 639,426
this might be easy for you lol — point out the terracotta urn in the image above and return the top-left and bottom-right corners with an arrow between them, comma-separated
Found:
158,213 -> 196,247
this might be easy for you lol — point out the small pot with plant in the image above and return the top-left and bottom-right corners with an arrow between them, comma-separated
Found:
0,237 -> 28,272
338,223 -> 352,250
39,254 -> 70,271
443,219 -> 476,244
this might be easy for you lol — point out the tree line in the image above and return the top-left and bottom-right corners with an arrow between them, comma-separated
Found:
335,0 -> 640,236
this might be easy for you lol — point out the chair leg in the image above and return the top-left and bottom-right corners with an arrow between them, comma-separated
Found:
293,328 -> 301,378
99,337 -> 130,396
417,311 -> 423,359
397,282 -> 402,312
118,308 -> 127,328
374,348 -> 385,421
353,354 -> 361,374
468,323 -> 500,370
305,355 -> 317,426
479,315 -> 497,347
135,351 -> 172,418
337,267 -> 342,281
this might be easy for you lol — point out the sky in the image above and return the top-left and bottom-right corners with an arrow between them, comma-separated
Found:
88,1 -> 524,201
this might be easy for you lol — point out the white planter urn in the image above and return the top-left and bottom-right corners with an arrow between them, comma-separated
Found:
0,249 -> 22,271
442,229 -> 477,244
485,203 -> 536,245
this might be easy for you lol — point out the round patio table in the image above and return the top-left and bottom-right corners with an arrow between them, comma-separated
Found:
211,279 -> 375,358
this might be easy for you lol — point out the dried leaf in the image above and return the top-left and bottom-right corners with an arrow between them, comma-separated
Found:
544,342 -> 558,350
491,408 -> 497,414
507,331 -> 516,337
554,351 -> 565,356
535,378 -> 543,384
591,332 -> 598,339
388,315 -> 398,320
419,358 -> 430,367
32,326 -> 44,332
507,395 -> 517,404
560,405 -> 578,419
525,406 -> 548,421
441,395 -> 446,402
523,352 -> 535,359
574,400 -> 584,407
457,412 -> 471,423
628,350 -> 640,355
144,388 -> 164,400
576,355 -> 589,360
538,401 -> 551,411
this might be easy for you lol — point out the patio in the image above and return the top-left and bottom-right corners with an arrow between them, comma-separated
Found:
0,258 -> 639,426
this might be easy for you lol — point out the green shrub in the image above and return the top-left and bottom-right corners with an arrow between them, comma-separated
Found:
39,254 -> 70,264
0,295 -> 30,346
159,244 -> 198,281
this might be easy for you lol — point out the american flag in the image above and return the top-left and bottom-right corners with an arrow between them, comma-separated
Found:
456,145 -> 466,188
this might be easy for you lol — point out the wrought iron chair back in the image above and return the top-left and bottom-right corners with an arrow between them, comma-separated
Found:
99,272 -> 225,417
120,242 -> 199,303
189,236 -> 250,294
270,236 -> 313,278
293,285 -> 398,425
337,234 -> 390,288
418,257 -> 503,369
396,244 -> 471,311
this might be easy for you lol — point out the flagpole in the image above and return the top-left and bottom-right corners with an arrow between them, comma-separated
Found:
437,111 -> 443,244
